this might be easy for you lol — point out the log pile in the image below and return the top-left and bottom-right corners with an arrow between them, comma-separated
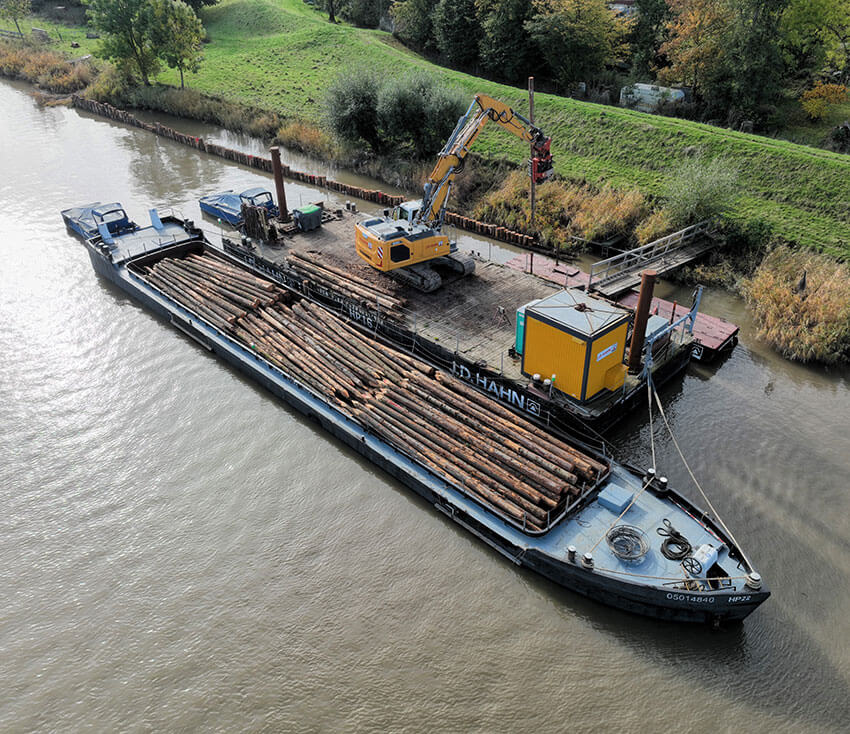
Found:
139,250 -> 607,531
284,250 -> 406,319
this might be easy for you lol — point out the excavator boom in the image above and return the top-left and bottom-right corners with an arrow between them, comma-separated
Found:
416,94 -> 554,229
353,92 -> 553,291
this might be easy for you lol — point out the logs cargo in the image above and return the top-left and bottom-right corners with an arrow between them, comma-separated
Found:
137,250 -> 607,531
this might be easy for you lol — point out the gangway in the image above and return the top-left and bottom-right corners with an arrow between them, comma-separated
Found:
587,220 -> 718,297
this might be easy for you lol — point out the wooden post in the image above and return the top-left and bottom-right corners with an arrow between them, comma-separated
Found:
628,270 -> 657,374
529,76 -> 536,231
270,146 -> 290,222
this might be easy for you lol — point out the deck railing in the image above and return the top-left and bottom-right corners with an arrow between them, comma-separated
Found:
587,220 -> 713,292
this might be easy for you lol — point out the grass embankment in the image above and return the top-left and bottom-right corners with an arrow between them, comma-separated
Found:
3,0 -> 849,257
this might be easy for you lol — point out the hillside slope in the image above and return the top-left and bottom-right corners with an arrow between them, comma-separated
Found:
6,0 -> 847,253
190,0 -> 847,254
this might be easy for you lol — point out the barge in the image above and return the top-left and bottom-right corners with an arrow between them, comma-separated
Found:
63,205 -> 769,625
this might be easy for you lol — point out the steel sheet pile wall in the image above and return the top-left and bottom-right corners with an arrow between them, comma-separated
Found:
137,250 -> 606,530
70,96 -> 537,249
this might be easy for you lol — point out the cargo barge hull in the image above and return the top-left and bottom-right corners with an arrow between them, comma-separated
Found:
73,211 -> 768,625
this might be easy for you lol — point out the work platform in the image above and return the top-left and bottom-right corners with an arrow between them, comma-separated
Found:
219,206 -> 695,429
586,221 -> 719,298
505,245 -> 739,363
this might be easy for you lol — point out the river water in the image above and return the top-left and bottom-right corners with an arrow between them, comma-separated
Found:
2,79 -> 849,732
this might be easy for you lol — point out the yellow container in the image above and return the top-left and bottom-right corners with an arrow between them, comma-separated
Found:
522,289 -> 629,402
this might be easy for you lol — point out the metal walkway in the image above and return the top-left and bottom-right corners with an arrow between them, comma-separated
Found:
587,221 -> 718,298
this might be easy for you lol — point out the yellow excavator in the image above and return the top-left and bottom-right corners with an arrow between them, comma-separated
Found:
354,94 -> 554,292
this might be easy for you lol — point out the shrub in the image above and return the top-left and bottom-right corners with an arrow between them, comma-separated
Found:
663,155 -> 739,227
323,68 -> 382,152
744,247 -> 850,364
324,69 -> 466,159
800,82 -> 848,121
831,121 -> 850,153
376,70 -> 466,158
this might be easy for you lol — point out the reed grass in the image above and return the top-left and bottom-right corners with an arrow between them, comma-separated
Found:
745,247 -> 850,364
473,171 -> 650,252
0,41 -> 91,93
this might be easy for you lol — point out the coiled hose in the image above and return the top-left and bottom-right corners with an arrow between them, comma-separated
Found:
657,518 -> 692,561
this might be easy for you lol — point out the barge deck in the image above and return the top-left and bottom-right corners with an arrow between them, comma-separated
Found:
222,209 -> 695,431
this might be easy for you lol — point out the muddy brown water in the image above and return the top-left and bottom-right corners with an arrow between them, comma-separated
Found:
2,79 -> 850,732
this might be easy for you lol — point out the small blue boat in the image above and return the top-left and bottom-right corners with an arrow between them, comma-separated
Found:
199,187 -> 279,226
61,202 -> 138,240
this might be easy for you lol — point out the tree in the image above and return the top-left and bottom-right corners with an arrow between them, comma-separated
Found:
146,0 -> 203,89
629,0 -> 671,75
390,0 -> 435,52
319,0 -> 337,23
181,0 -> 217,12
800,81 -> 848,119
476,0 -> 532,83
658,0 -> 731,101
432,0 -> 482,69
524,0 -> 629,88
782,0 -> 850,82
0,0 -> 31,36
662,1 -> 789,119
376,70 -> 467,157
323,68 -> 382,151
87,0 -> 159,85
726,0 -> 789,115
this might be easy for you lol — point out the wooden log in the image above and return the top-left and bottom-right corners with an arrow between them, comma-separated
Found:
400,381 -> 577,494
150,263 -> 247,320
433,372 -> 606,477
175,257 -> 277,299
257,308 -> 362,391
157,260 -> 260,311
238,317 -> 349,401
145,272 -> 231,330
407,373 -> 581,485
383,387 -> 562,506
186,253 -> 277,291
289,251 -> 399,300
354,409 -> 539,528
299,302 -> 409,382
371,398 -> 553,518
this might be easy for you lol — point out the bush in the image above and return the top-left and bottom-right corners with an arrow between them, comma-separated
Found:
831,121 -> 850,153
800,82 -> 848,121
376,70 -> 466,158
324,69 -> 465,158
323,68 -> 382,152
663,155 -> 739,227
744,247 -> 850,364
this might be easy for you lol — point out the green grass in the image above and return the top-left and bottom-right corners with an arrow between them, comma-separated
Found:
4,0 -> 850,255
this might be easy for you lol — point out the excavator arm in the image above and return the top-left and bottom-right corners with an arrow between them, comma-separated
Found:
415,94 -> 554,228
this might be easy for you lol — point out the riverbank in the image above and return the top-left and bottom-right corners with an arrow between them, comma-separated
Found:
3,3 -> 850,256
2,25 -> 849,365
